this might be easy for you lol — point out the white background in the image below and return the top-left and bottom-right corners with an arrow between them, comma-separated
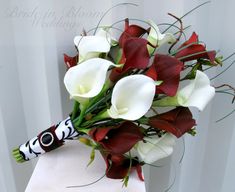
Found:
0,0 -> 235,191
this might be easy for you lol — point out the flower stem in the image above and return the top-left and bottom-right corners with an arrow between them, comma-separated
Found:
81,110 -> 110,127
86,80 -> 111,112
12,148 -> 26,163
137,117 -> 149,125
73,102 -> 89,128
163,1 -> 211,33
152,96 -> 179,107
73,81 -> 112,130
122,152 -> 132,187
71,101 -> 80,120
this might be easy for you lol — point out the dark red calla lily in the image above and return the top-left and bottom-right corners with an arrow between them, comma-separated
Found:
175,32 -> 216,63
122,37 -> 150,72
63,53 -> 79,69
146,54 -> 183,96
145,64 -> 158,80
149,107 -> 196,138
119,18 -> 148,48
109,67 -> 126,82
89,121 -> 144,155
103,153 -> 144,181
110,37 -> 150,82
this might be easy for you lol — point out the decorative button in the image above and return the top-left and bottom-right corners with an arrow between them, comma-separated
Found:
40,132 -> 54,147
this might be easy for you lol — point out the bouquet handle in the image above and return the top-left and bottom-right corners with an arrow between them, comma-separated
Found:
13,117 -> 82,162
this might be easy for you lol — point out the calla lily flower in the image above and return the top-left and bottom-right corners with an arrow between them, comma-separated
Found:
146,54 -> 184,96
107,75 -> 156,120
64,58 -> 115,103
119,18 -> 148,48
95,28 -> 117,45
149,107 -> 196,138
102,153 -> 144,180
63,53 -> 79,69
147,20 -> 176,53
74,28 -> 115,62
89,121 -> 143,155
153,70 -> 215,111
109,37 -> 150,82
175,32 -> 216,63
136,133 -> 176,164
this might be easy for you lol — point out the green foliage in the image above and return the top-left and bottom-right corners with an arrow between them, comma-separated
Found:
187,127 -> 197,136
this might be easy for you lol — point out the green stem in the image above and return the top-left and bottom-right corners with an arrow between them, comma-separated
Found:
72,81 -> 112,130
177,50 -> 212,61
137,117 -> 149,125
81,110 -> 109,127
73,102 -> 89,128
163,1 -> 211,33
152,96 -> 179,107
12,148 -> 26,163
77,128 -> 91,134
210,60 -> 235,81
122,152 -> 133,187
71,101 -> 80,120
216,108 -> 235,123
93,3 -> 138,35
169,42 -> 199,56
86,80 -> 111,113
85,96 -> 108,115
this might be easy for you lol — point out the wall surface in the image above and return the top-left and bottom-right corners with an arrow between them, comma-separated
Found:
0,0 -> 235,192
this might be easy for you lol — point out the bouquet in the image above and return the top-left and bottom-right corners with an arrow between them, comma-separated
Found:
13,3 -> 235,187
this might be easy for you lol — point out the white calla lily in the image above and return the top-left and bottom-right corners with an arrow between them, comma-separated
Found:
154,70 -> 215,111
147,20 -> 176,53
177,70 -> 215,110
95,28 -> 117,46
74,28 -> 116,62
136,133 -> 176,164
64,58 -> 114,103
107,75 -> 156,120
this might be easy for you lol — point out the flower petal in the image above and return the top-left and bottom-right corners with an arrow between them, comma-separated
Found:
147,20 -> 176,53
63,53 -> 79,69
177,70 -> 215,110
102,153 -> 142,179
149,107 -> 196,138
89,128 -> 111,142
122,37 -> 150,72
109,38 -> 150,82
175,32 -> 216,63
95,28 -> 117,46
74,35 -> 111,61
153,71 -> 215,111
119,18 -> 148,48
64,58 -> 114,102
145,64 -> 158,80
137,133 -> 176,164
108,75 -> 156,120
147,54 -> 183,96
90,121 -> 144,154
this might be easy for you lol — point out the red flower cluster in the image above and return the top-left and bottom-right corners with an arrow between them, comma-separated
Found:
89,121 -> 144,180
89,107 -> 196,180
